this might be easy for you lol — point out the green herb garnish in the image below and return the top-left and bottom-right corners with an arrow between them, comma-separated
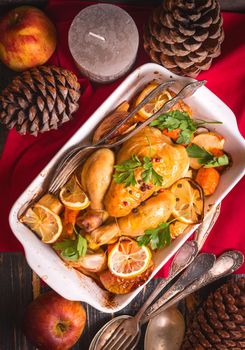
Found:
137,221 -> 173,250
186,144 -> 229,168
113,155 -> 142,187
53,233 -> 87,261
150,110 -> 222,144
113,155 -> 163,187
142,156 -> 163,186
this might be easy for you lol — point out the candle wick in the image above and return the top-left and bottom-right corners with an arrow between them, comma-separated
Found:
89,32 -> 106,41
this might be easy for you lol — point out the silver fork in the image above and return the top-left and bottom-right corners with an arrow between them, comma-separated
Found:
48,79 -> 206,193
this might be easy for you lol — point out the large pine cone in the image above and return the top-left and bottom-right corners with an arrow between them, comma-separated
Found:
0,66 -> 80,136
181,278 -> 245,349
144,0 -> 224,77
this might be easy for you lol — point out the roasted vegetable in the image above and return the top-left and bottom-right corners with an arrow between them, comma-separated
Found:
196,167 -> 220,196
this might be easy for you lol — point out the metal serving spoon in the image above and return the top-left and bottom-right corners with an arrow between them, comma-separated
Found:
48,79 -> 206,193
144,307 -> 185,350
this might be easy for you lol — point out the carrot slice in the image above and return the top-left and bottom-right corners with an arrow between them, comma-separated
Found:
196,167 -> 220,196
162,128 -> 180,141
63,208 -> 80,235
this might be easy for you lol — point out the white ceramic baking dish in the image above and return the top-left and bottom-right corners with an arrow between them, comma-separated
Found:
9,63 -> 245,312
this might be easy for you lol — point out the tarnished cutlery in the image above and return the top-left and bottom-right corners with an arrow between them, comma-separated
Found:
93,250 -> 243,350
142,250 -> 244,324
94,253 -> 216,350
90,204 -> 220,350
48,79 -> 206,193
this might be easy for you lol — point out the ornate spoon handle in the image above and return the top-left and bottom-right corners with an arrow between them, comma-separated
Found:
141,253 -> 216,322
142,250 -> 244,324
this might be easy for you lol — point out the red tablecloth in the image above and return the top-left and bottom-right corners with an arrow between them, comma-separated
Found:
0,1 -> 244,276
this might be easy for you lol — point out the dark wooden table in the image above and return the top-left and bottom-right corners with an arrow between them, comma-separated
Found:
0,1 -> 244,349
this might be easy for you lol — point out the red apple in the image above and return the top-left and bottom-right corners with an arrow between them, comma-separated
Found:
23,291 -> 86,350
0,6 -> 57,71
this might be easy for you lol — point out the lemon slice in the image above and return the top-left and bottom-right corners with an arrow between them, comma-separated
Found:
60,175 -> 90,210
170,178 -> 204,224
135,82 -> 172,120
108,237 -> 152,279
21,204 -> 63,243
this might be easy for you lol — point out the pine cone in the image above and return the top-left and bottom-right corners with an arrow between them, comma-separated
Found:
144,0 -> 224,77
181,278 -> 245,350
0,66 -> 80,136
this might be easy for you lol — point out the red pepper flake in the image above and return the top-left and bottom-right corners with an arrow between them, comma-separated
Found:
159,188 -> 164,193
153,157 -> 161,163
123,201 -> 129,206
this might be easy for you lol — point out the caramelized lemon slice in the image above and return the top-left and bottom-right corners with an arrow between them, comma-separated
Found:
170,178 -> 204,224
60,175 -> 90,210
21,204 -> 63,243
108,237 -> 152,279
135,82 -> 172,120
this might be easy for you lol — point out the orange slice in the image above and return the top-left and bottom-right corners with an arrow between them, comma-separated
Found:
108,237 -> 152,279
21,204 -> 63,243
135,82 -> 172,120
60,175 -> 90,210
170,178 -> 204,224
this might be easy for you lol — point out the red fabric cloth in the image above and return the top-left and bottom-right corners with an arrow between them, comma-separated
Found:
0,1 -> 244,277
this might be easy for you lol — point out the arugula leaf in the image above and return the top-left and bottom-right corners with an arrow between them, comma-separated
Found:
150,110 -> 222,145
53,234 -> 87,261
186,144 -> 229,168
137,222 -> 172,250
114,155 -> 163,187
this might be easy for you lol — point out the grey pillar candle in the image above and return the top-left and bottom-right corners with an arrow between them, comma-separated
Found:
68,4 -> 139,83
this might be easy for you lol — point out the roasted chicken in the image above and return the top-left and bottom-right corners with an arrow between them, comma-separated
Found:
104,127 -> 189,217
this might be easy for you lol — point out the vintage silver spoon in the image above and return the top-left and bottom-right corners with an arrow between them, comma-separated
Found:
94,253 -> 215,350
144,307 -> 185,350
